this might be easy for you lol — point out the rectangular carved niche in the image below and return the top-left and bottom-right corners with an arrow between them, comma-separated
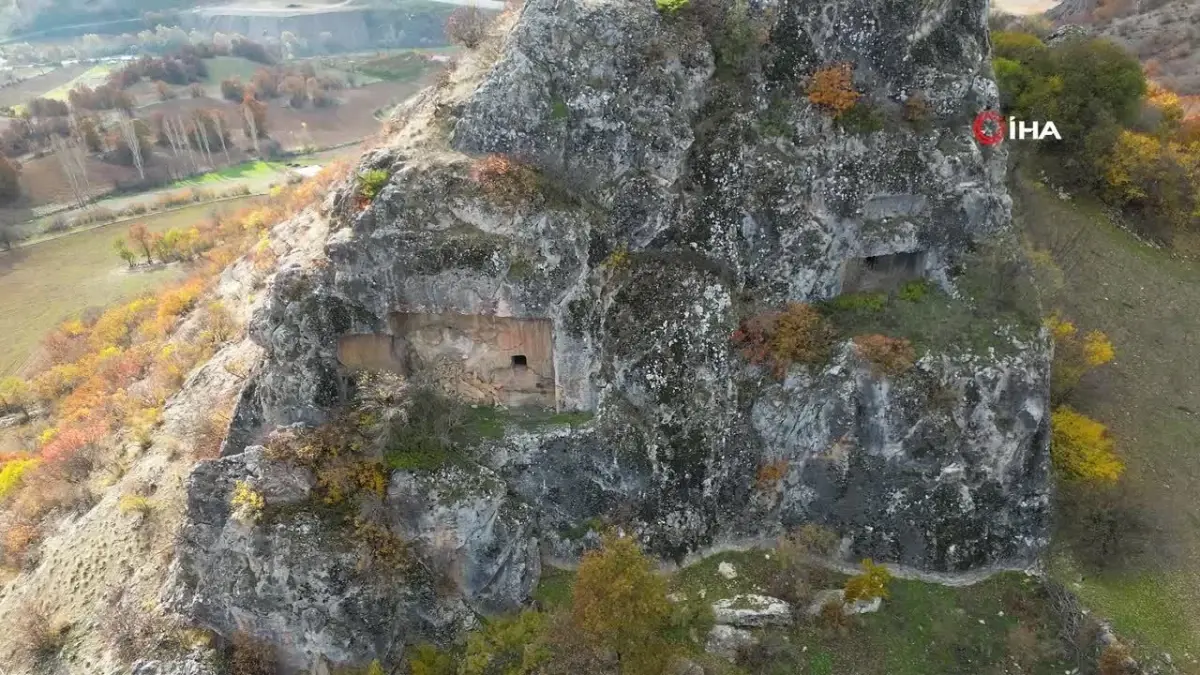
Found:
389,312 -> 556,408
840,250 -> 927,294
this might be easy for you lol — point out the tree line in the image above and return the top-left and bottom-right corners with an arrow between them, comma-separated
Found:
994,30 -> 1200,246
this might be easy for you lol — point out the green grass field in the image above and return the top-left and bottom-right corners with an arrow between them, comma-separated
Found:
168,160 -> 285,188
1015,164 -> 1200,672
202,56 -> 264,84
0,197 -> 260,377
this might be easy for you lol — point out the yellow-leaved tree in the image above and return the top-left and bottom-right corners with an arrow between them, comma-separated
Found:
571,533 -> 671,674
1045,313 -> 1114,402
1051,406 -> 1123,484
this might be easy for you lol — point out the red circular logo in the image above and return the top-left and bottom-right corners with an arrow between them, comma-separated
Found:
973,110 -> 1006,146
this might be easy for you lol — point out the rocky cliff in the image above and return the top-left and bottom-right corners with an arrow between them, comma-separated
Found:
172,0 -> 1054,668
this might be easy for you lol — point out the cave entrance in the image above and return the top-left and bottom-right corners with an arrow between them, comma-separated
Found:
840,250 -> 927,294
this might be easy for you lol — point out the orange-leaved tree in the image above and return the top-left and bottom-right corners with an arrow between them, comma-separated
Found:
808,63 -> 861,117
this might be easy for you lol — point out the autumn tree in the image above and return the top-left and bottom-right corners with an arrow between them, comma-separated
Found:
0,154 -> 19,204
78,116 -> 103,153
128,223 -> 153,264
220,78 -> 245,102
808,63 -> 860,117
445,6 -> 489,49
1045,313 -> 1114,402
570,533 -> 671,674
1051,406 -> 1124,484
281,75 -> 307,108
0,377 -> 31,420
843,559 -> 892,603
252,68 -> 279,99
154,80 -> 175,101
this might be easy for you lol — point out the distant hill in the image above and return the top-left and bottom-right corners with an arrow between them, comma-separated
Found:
1046,0 -> 1200,93
0,0 -> 188,40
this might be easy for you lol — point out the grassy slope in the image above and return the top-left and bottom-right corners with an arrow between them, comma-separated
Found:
537,549 -> 1073,675
0,197 -> 259,376
1014,165 -> 1200,671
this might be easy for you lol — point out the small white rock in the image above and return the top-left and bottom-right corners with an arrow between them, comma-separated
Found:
717,562 -> 737,580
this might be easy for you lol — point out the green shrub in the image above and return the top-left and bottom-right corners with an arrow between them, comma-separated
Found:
358,169 -> 390,201
843,559 -> 892,603
825,292 -> 887,312
655,0 -> 689,14
898,279 -> 930,302
462,610 -> 551,675
409,644 -> 457,675
837,102 -> 885,134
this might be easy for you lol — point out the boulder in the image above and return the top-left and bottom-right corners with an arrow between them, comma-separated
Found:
807,589 -> 884,617
705,625 -> 758,661
712,595 -> 794,628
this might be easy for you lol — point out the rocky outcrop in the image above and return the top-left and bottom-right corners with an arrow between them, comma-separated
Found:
180,0 -> 1054,667
169,448 -> 476,670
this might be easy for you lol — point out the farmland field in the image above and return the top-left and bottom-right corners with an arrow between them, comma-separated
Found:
0,196 -> 262,377
201,56 -> 265,87
0,64 -> 88,108
168,160 -> 286,188
41,64 -> 111,101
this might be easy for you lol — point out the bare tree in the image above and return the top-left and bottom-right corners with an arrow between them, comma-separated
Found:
211,110 -> 231,166
243,102 -> 260,156
51,135 -> 87,208
177,116 -> 200,174
193,112 -> 214,169
116,113 -> 144,182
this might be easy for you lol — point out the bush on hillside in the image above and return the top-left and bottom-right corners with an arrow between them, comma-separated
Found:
1051,406 -> 1123,484
14,603 -> 67,668
733,303 -> 836,377
470,154 -> 540,205
571,533 -> 671,674
852,334 -> 916,377
1045,313 -> 1114,402
843,559 -> 892,603
230,632 -> 277,675
807,63 -> 860,117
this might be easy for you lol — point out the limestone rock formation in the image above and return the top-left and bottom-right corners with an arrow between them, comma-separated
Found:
174,0 -> 1054,668
170,448 -> 477,670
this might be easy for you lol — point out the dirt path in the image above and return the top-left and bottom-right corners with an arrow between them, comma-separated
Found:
1014,165 -> 1200,672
